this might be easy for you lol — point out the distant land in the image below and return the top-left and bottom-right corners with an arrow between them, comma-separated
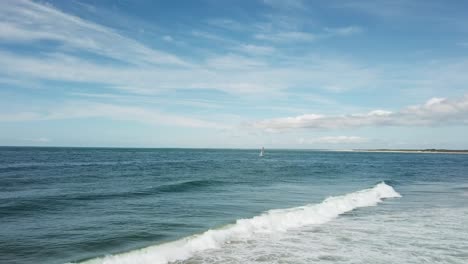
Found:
353,149 -> 468,154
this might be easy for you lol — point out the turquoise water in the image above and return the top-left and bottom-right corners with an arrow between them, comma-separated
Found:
0,147 -> 467,264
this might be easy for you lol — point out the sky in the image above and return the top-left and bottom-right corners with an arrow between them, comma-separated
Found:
1,0 -> 468,149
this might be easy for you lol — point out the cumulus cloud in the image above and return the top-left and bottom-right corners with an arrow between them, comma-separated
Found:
253,95 -> 468,131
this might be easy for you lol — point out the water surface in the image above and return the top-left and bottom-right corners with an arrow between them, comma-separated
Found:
0,147 -> 467,263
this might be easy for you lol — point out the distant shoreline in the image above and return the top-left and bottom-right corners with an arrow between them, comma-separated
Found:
352,149 -> 468,154
1,146 -> 468,154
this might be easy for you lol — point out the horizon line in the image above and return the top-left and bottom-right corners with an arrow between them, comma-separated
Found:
1,146 -> 468,152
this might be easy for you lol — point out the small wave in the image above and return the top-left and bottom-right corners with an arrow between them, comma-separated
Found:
157,179 -> 223,193
453,186 -> 468,191
75,182 -> 401,264
0,180 -> 223,218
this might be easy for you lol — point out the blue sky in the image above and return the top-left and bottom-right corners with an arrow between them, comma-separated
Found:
1,0 -> 468,148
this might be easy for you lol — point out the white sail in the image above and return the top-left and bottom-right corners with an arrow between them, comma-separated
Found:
259,147 -> 264,157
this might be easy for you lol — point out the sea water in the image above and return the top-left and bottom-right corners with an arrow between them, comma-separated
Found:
0,147 -> 467,264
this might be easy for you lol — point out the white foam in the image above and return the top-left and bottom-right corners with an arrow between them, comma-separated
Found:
76,182 -> 401,264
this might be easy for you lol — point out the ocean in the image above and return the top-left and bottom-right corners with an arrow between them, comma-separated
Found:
0,147 -> 467,264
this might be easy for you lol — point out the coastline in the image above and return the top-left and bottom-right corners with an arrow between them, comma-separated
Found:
351,149 -> 468,154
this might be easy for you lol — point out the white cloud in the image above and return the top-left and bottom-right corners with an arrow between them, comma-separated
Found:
253,95 -> 468,131
299,136 -> 368,144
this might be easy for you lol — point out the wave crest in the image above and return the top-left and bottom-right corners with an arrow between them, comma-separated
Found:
76,182 -> 401,264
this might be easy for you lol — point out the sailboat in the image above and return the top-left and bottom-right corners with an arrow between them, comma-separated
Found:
259,147 -> 264,157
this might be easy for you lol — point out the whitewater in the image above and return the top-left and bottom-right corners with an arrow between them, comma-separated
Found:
77,182 -> 401,264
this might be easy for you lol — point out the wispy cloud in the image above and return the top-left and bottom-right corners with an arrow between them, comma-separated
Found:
70,92 -> 224,109
206,18 -> 245,31
235,44 -> 275,55
0,112 -> 42,122
331,0 -> 412,18
162,35 -> 173,42
0,0 -> 375,96
205,54 -> 267,69
262,0 -> 305,10
331,0 -> 468,33
324,26 -> 363,36
0,0 -> 187,66
0,47 -> 379,95
0,0 -> 467,148
22,137 -> 51,143
255,26 -> 362,43
255,31 -> 317,42
191,30 -> 236,43
253,95 -> 468,131
0,102 -> 225,129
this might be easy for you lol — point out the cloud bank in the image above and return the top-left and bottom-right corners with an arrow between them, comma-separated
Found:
254,95 -> 468,131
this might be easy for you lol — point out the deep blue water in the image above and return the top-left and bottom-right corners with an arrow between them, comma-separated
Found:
0,147 -> 467,264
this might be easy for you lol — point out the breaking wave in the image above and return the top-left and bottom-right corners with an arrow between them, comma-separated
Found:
76,182 -> 401,264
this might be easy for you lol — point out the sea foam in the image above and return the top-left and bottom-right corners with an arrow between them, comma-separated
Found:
77,182 -> 401,264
